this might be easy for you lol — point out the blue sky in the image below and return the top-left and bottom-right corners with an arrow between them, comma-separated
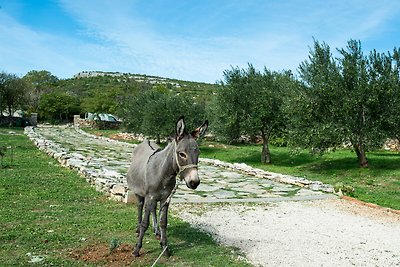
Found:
1,0 -> 399,83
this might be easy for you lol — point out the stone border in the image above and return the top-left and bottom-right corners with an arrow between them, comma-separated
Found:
199,158 -> 335,193
24,126 -> 136,203
24,126 -> 335,205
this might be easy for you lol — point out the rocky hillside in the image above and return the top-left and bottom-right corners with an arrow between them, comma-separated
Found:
72,71 -> 218,99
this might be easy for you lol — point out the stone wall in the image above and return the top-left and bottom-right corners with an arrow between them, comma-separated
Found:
199,158 -> 334,193
384,139 -> 400,151
24,126 -> 135,203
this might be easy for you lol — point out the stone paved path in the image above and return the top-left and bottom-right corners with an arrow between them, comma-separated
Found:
27,125 -> 334,203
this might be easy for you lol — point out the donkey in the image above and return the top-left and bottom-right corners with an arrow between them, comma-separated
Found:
127,116 -> 208,257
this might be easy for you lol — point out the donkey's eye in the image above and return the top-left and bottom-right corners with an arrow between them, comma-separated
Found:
178,152 -> 187,159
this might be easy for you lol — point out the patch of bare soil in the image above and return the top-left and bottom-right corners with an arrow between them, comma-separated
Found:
109,133 -> 138,141
70,243 -> 147,266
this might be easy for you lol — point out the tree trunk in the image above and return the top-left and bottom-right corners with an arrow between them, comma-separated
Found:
156,134 -> 161,144
353,143 -> 368,168
261,132 -> 271,164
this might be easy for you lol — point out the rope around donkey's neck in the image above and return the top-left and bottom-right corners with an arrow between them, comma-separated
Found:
173,140 -> 198,176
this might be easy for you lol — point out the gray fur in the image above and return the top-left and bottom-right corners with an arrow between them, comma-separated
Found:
127,117 -> 208,257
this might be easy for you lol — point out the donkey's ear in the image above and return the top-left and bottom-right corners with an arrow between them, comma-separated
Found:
191,120 -> 208,140
176,116 -> 185,140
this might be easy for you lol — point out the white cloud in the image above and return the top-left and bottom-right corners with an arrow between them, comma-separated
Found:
0,10 -> 118,78
56,0 -> 313,82
1,0 -> 399,82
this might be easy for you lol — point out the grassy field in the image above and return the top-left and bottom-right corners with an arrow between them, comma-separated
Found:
0,128 -> 250,266
200,142 -> 400,210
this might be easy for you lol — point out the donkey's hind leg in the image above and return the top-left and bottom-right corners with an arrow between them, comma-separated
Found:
133,197 -> 156,257
135,194 -> 144,236
159,199 -> 171,257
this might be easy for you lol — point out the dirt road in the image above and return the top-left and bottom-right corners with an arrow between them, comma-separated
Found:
175,199 -> 400,267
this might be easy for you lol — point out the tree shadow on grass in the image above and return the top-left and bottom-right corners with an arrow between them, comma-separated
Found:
202,144 -> 399,179
168,220 -> 216,252
201,144 -> 317,168
167,219 -> 247,265
371,152 -> 400,158
301,151 -> 400,177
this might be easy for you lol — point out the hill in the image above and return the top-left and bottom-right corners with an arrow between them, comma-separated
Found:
70,71 -> 218,100
44,71 -> 219,120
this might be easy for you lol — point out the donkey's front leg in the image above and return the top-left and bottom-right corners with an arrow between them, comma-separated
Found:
159,199 -> 171,257
152,206 -> 161,239
133,198 -> 156,257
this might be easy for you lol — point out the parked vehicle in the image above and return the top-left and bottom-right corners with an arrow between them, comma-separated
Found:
84,113 -> 121,122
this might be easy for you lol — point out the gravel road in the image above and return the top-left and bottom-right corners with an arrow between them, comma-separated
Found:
174,199 -> 400,267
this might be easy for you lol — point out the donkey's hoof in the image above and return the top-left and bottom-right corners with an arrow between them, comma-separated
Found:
162,247 -> 171,257
133,248 -> 141,257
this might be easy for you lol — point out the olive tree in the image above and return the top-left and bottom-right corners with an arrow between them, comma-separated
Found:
290,39 -> 397,167
23,70 -> 59,112
382,48 -> 400,143
120,88 -> 205,143
212,64 -> 292,163
38,90 -> 80,122
0,72 -> 28,116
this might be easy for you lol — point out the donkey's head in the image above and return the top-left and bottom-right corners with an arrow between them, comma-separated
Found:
174,116 -> 208,189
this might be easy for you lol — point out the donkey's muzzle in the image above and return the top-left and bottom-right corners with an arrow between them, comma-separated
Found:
181,166 -> 200,189
187,179 -> 200,189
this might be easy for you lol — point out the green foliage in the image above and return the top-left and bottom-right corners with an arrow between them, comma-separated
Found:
289,40 -> 342,151
3,70 -> 218,125
109,238 -> 121,254
23,70 -> 59,112
120,88 -> 206,142
211,64 -> 294,163
289,39 -> 400,167
380,47 -> 400,141
0,72 -> 29,116
334,183 -> 355,197
38,90 -> 80,122
80,87 -> 124,115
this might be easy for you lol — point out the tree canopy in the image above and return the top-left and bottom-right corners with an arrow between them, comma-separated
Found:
120,88 -> 206,143
23,70 -> 59,113
38,89 -> 80,122
211,64 -> 295,163
289,39 -> 400,167
0,72 -> 28,117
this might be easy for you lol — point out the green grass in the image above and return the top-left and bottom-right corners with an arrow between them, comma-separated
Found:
200,142 -> 400,210
0,128 -> 250,266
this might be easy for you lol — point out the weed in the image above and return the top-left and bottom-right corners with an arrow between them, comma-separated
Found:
109,238 -> 121,254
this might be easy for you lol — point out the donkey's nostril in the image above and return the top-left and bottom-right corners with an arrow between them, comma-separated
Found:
189,180 -> 200,189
